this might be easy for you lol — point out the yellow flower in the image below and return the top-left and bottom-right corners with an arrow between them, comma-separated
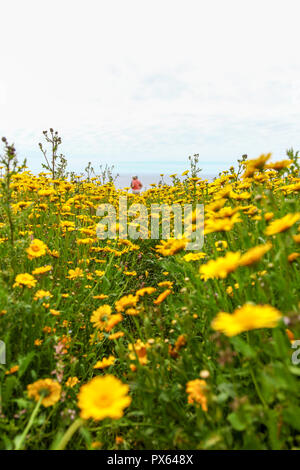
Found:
288,252 -> 300,263
13,273 -> 37,288
239,243 -> 272,266
183,252 -> 206,262
109,331 -> 124,340
32,265 -> 52,275
204,213 -> 241,234
157,281 -> 173,288
128,339 -> 149,365
27,378 -> 61,407
34,290 -> 52,300
136,287 -> 156,297
65,377 -> 80,388
50,309 -> 60,316
93,355 -> 116,369
125,308 -> 139,316
226,286 -> 233,296
5,365 -> 19,375
199,252 -> 241,280
26,239 -> 48,259
153,289 -> 172,305
77,375 -> 131,421
264,212 -> 274,221
105,313 -> 123,332
95,270 -> 105,277
90,305 -> 112,329
215,240 -> 228,251
155,237 -> 187,256
115,295 -> 138,313
67,267 -> 84,280
265,213 -> 300,236
242,153 -> 271,177
265,160 -> 291,170
186,379 -> 208,411
293,234 -> 300,243
211,303 -> 282,337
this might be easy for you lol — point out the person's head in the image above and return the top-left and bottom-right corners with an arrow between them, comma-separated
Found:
132,176 -> 138,180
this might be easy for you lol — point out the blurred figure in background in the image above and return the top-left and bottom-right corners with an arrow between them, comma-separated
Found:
131,175 -> 143,194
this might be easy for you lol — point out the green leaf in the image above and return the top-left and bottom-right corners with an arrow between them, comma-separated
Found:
230,336 -> 256,358
228,412 -> 246,431
18,351 -> 35,378
283,406 -> 300,431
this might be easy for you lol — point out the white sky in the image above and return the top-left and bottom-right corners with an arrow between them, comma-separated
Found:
1,0 -> 300,175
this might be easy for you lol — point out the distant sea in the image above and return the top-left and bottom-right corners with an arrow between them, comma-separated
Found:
114,173 -> 216,190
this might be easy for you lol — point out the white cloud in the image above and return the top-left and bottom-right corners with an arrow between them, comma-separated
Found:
1,0 -> 300,175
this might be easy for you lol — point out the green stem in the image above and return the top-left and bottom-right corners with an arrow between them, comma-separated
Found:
249,365 -> 267,408
15,396 -> 43,450
247,332 -> 267,408
54,417 -> 84,450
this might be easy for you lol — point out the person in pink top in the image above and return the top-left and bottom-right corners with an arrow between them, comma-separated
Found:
131,176 -> 143,194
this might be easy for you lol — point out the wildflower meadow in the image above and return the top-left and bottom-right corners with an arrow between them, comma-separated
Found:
0,133 -> 300,450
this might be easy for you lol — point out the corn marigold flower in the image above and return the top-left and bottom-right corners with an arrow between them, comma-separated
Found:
125,308 -> 139,316
5,365 -> 19,375
128,339 -> 149,365
109,331 -> 125,340
76,237 -> 94,245
204,213 -> 241,235
286,329 -> 295,343
153,289 -> 172,305
211,303 -> 282,337
265,213 -> 300,236
293,234 -> 300,243
288,252 -> 300,263
26,239 -> 48,259
67,267 -> 84,280
32,265 -> 52,275
34,289 -> 53,300
183,252 -> 206,262
157,281 -> 173,288
34,339 -> 43,346
65,377 -> 80,388
90,305 -> 112,329
239,243 -> 272,266
264,212 -> 274,221
13,273 -> 37,288
136,287 -> 156,297
95,270 -> 105,277
169,334 -> 187,358
215,240 -> 228,251
93,355 -> 116,369
50,309 -> 60,316
115,436 -> 124,445
115,294 -> 138,312
265,160 -> 291,171
242,153 -> 271,178
186,379 -> 208,411
48,249 -> 59,258
155,237 -> 187,256
105,313 -> 123,332
77,375 -> 131,421
200,252 -> 241,281
27,378 -> 61,407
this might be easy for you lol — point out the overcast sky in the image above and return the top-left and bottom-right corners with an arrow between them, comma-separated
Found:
1,0 -> 300,175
